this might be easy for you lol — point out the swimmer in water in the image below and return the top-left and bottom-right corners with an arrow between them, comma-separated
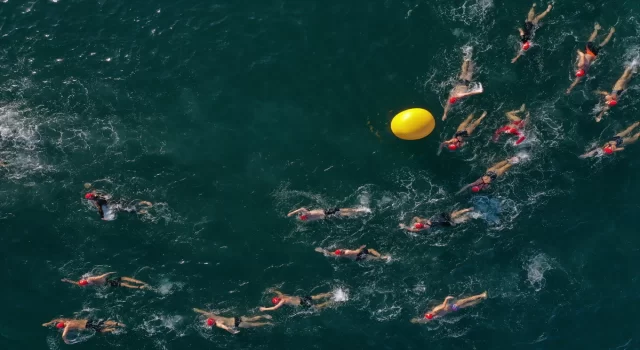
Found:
42,318 -> 124,344
84,190 -> 152,220
595,65 -> 637,122
193,308 -> 273,334
440,111 -> 488,153
566,23 -> 615,94
580,121 -> 640,158
457,157 -> 521,194
61,272 -> 149,290
287,207 -> 370,222
399,208 -> 474,232
442,52 -> 484,121
410,291 -> 488,323
512,3 -> 553,63
259,290 -> 334,312
493,104 -> 529,145
315,245 -> 390,261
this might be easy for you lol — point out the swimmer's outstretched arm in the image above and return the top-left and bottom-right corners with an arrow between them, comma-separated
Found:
410,317 -> 429,324
314,248 -> 331,256
95,272 -> 117,279
61,278 -> 79,285
596,108 -> 608,122
456,182 -> 474,195
511,51 -> 523,64
442,102 -> 452,121
287,208 -> 308,217
567,78 -> 582,94
594,90 -> 609,96
579,148 -> 599,158
259,299 -> 285,312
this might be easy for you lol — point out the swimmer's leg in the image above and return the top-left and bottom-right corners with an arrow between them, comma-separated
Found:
494,163 -> 514,177
119,282 -> 145,289
532,4 -> 552,24
121,277 -> 148,285
313,301 -> 333,310
311,292 -> 333,300
487,160 -> 509,172
458,113 -> 475,131
461,60 -> 474,82
468,111 -> 488,133
239,321 -> 273,328
599,27 -> 615,47
240,315 -> 272,322
623,132 -> 640,145
459,59 -> 470,80
367,249 -> 383,258
617,67 -> 635,86
616,122 -> 640,138
455,291 -> 487,309
526,3 -> 537,22
505,105 -> 525,122
450,207 -> 474,219
588,23 -> 601,42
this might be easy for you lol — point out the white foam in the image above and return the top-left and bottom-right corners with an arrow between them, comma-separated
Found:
332,288 -> 349,302
525,253 -> 553,292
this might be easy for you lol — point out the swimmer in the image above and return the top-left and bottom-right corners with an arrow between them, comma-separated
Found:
457,157 -> 521,194
42,318 -> 124,344
193,308 -> 273,334
315,245 -> 390,261
442,51 -> 484,121
493,104 -> 529,145
259,290 -> 334,312
287,207 -> 370,222
410,291 -> 488,323
512,3 -> 553,63
566,23 -> 615,94
580,121 -> 640,158
84,190 -> 152,220
399,208 -> 474,232
440,111 -> 488,152
61,272 -> 149,290
595,65 -> 637,122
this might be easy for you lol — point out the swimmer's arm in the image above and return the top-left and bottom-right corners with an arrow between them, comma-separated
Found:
42,320 -> 57,327
216,323 -> 240,334
511,52 -> 523,64
192,308 -> 214,317
455,183 -> 473,195
594,90 -> 609,96
62,325 -> 71,344
596,108 -> 607,122
579,149 -> 597,158
442,102 -> 451,121
259,300 -> 285,312
95,272 -> 117,279
61,278 -> 79,285
566,78 -> 581,94
615,147 -> 625,152
442,296 -> 455,307
410,318 -> 428,324
287,208 -> 308,217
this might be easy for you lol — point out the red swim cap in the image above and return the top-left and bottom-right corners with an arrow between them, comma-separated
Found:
334,249 -> 343,256
515,136 -> 526,145
607,99 -> 618,107
471,186 -> 481,193
271,297 -> 281,305
448,144 -> 458,151
56,322 -> 65,329
299,215 -> 308,221
508,127 -> 519,134
414,222 -> 425,229
522,42 -> 531,51
84,193 -> 95,199
424,313 -> 434,320
603,146 -> 614,155
78,279 -> 89,286
206,318 -> 215,326
576,69 -> 585,77
449,97 -> 458,104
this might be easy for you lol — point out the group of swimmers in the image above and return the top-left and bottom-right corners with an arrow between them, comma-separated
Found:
41,2 -> 640,345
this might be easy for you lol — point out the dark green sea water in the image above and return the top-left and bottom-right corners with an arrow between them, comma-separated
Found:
1,0 -> 640,349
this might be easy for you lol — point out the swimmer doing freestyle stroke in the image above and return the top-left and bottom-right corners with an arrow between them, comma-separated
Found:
43,317 -> 124,344
193,308 -> 273,334
411,291 -> 487,323
512,3 -> 553,63
287,206 -> 370,222
61,271 -> 150,290
442,50 -> 484,121
595,64 -> 637,122
566,23 -> 615,94
580,121 -> 640,158
84,190 -> 152,221
440,111 -> 488,153
315,245 -> 390,261
457,156 -> 521,194
259,290 -> 335,312
493,104 -> 529,145
399,208 -> 475,232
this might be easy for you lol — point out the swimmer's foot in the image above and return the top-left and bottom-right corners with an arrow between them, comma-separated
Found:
595,115 -> 603,123
482,291 -> 488,298
139,201 -> 153,207
519,104 -> 526,112
508,156 -> 520,164
261,314 -> 273,320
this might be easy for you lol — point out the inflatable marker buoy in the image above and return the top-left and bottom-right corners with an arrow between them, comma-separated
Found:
390,108 -> 436,140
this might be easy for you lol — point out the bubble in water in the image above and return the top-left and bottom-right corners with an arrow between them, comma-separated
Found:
332,288 -> 349,302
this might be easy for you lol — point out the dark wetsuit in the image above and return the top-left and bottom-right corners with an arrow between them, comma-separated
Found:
521,21 -> 534,43
429,213 -> 453,228
300,296 -> 313,307
324,208 -> 340,216
86,319 -> 105,332
454,130 -> 469,138
234,317 -> 241,328
107,276 -> 122,287
93,196 -> 109,219
610,136 -> 624,147
355,248 -> 370,261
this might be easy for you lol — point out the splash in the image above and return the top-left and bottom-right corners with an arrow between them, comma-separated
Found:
525,253 -> 554,292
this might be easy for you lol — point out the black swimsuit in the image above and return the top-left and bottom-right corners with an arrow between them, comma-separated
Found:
234,317 -> 241,328
429,213 -> 453,228
610,136 -> 624,147
355,248 -> 370,261
324,208 -> 340,216
586,42 -> 600,56
521,21 -> 534,43
86,319 -> 105,332
300,296 -> 313,307
107,277 -> 122,287
454,130 -> 469,138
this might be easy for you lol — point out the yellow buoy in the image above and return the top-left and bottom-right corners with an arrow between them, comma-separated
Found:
390,108 -> 436,140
